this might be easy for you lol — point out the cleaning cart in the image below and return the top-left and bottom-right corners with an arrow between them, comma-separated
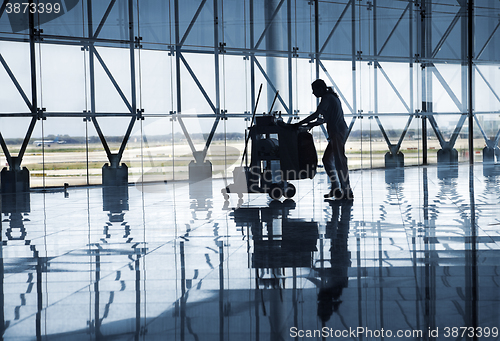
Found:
223,113 -> 320,200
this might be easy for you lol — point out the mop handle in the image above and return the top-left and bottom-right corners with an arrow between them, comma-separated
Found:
241,84 -> 263,166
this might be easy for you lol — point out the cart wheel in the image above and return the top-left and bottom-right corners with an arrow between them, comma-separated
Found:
283,183 -> 296,199
269,184 -> 283,200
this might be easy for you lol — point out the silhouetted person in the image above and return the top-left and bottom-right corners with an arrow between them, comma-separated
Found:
294,79 -> 353,200
315,201 -> 352,322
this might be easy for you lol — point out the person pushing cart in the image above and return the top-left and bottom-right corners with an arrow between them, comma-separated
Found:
293,79 -> 353,201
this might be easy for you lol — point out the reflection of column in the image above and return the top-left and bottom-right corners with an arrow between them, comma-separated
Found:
422,168 -> 436,337
1,192 -> 32,338
264,0 -> 286,112
135,256 -> 141,341
218,242 -> 224,341
2,192 -> 30,241
180,241 -> 185,341
94,249 -> 101,340
189,179 -> 213,221
465,165 -> 478,331
377,219 -> 384,331
0,218 -> 4,338
35,250 -> 42,341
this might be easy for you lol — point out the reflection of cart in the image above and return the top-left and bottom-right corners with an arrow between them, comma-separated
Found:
223,115 -> 318,200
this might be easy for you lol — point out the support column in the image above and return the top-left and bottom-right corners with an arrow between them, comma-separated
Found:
264,0 -> 286,113
467,0 -> 474,165
419,0 -> 431,166
1,0 -> 38,193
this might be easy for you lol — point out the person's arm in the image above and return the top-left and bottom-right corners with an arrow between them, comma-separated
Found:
293,111 -> 320,126
293,97 -> 328,126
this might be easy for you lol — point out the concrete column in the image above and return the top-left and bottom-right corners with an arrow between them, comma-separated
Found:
264,0 -> 287,113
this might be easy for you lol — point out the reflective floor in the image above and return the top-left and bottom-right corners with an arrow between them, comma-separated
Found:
1,164 -> 500,340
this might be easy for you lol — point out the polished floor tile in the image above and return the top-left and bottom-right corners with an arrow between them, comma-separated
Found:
1,164 -> 500,340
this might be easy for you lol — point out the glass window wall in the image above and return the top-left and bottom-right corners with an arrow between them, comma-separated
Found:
0,0 -> 498,190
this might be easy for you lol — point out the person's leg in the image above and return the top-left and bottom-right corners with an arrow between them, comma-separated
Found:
322,142 -> 341,197
330,133 -> 352,199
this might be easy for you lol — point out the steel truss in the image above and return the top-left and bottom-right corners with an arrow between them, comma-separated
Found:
0,0 -> 499,180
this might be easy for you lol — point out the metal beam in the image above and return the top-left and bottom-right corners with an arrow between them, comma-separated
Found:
4,30 -> 500,64
467,0 -> 474,165
449,113 -> 467,148
318,60 -> 353,113
29,0 -> 37,112
409,1 -> 414,116
176,118 -> 197,156
174,0 -> 197,157
374,116 -> 393,150
254,0 -> 285,49
420,0 -> 432,165
427,113 -> 467,150
0,0 -> 8,19
427,115 -> 446,148
0,131 -> 12,166
374,0 -> 378,117
345,116 -> 356,143
213,0 -> 220,114
494,128 -> 500,147
2,110 -> 492,118
253,56 -> 290,114
88,0 -> 96,116
475,66 -> 500,104
116,0 -> 137,164
315,0 -> 319,113
431,66 -> 463,111
250,0 -> 256,118
395,115 -> 414,152
430,21 -> 460,60
476,20 -> 500,59
180,0 -> 208,46
351,0 -> 357,115
127,0 -> 136,112
93,0 -> 117,39
319,0 -> 352,56
378,3 -> 409,56
0,53 -> 33,111
117,116 -> 136,162
287,0 -> 293,117
17,116 -> 37,161
93,47 -> 133,112
91,117 -> 112,160
376,62 -> 410,113
431,11 -> 460,58
13,0 -> 40,167
179,53 -> 217,114
473,114 -> 489,146
198,0 -> 221,162
202,117 -> 221,160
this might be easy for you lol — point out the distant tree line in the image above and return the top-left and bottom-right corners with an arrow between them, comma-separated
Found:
2,129 -> 485,145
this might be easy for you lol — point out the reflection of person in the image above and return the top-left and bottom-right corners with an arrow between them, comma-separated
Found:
314,201 -> 352,322
294,79 -> 353,200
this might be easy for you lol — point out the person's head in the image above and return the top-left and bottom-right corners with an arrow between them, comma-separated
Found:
312,79 -> 328,98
